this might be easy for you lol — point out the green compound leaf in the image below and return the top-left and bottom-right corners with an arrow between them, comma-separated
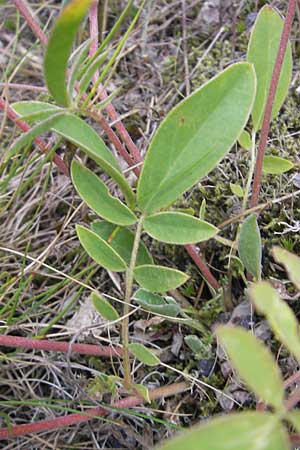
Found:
44,0 -> 92,106
137,63 -> 256,214
247,5 -> 292,131
143,212 -> 218,244
71,161 -> 137,226
238,214 -> 262,280
91,221 -> 153,266
273,247 -> 300,291
76,225 -> 127,271
133,265 -> 189,292
157,412 -> 289,450
249,281 -> 300,361
91,292 -> 119,321
238,130 -> 252,150
133,289 -> 181,317
128,343 -> 160,367
262,155 -> 294,174
12,102 -> 135,206
217,326 -> 285,411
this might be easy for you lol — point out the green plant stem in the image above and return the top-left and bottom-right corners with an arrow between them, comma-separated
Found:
242,131 -> 256,212
122,215 -> 144,389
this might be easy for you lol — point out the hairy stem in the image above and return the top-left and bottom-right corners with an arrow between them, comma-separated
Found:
122,215 -> 144,389
250,0 -> 297,207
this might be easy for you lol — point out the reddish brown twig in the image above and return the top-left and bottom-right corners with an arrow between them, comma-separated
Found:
184,245 -> 220,290
12,0 -> 47,45
0,382 -> 188,439
250,0 -> 297,207
0,97 -> 69,176
0,334 -> 122,358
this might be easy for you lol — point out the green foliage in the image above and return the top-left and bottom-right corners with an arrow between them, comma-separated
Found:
133,289 -> 181,317
262,155 -> 294,174
133,265 -> 189,292
238,214 -> 262,280
91,221 -> 153,266
249,281 -> 300,361
273,247 -> 300,290
76,225 -> 127,271
229,183 -> 244,198
128,343 -> 160,366
71,161 -> 137,226
247,5 -> 292,131
238,130 -> 252,150
44,0 -> 92,106
91,292 -> 119,321
143,211 -> 218,244
157,412 -> 289,450
217,326 -> 285,411
137,63 -> 256,213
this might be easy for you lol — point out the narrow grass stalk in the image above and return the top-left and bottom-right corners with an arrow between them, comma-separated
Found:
250,0 -> 297,207
122,215 -> 144,388
12,0 -> 47,45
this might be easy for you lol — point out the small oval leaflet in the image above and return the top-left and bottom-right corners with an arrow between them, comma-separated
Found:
238,214 -> 261,280
273,247 -> 300,291
76,225 -> 127,272
91,292 -> 119,322
71,161 -> 137,226
128,343 -> 160,367
133,265 -> 189,292
143,211 -> 218,245
262,155 -> 294,175
133,289 -> 181,317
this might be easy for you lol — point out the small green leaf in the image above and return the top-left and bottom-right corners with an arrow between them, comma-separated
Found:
247,5 -> 292,131
238,214 -> 262,279
137,63 -> 256,213
68,39 -> 91,99
128,343 -> 160,366
71,161 -> 137,226
76,225 -> 127,271
157,412 -> 289,450
238,130 -> 252,150
92,221 -> 153,266
134,265 -> 189,292
199,198 -> 206,220
230,183 -> 244,197
12,102 -> 135,206
144,212 -> 218,245
273,247 -> 300,290
133,383 -> 151,403
133,289 -> 181,317
217,326 -> 285,411
249,281 -> 300,361
184,335 -> 206,358
262,155 -> 294,174
91,292 -> 119,321
44,0 -> 92,106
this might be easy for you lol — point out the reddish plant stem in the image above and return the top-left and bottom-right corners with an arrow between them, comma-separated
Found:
12,0 -> 47,45
185,245 -> 220,290
13,0 -> 220,289
0,382 -> 188,439
0,97 -> 69,176
0,334 -> 122,358
250,0 -> 297,207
